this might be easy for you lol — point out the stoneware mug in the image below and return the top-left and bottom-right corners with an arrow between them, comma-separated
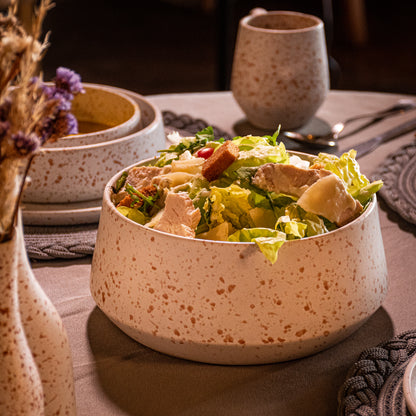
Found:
231,9 -> 330,130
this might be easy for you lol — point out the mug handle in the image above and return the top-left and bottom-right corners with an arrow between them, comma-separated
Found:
249,7 -> 267,17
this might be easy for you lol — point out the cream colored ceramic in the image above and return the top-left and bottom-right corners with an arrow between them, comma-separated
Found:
23,90 -> 165,204
0,228 -> 44,415
90,154 -> 388,365
231,9 -> 329,130
0,214 -> 76,414
45,83 -> 141,148
17,216 -> 76,415
404,354 -> 416,416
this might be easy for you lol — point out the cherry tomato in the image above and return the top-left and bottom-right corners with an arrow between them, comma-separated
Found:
195,147 -> 214,159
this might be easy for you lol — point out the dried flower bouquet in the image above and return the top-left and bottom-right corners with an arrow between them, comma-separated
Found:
0,0 -> 84,242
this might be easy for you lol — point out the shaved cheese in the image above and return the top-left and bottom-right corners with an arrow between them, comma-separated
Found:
171,157 -> 204,174
297,174 -> 362,226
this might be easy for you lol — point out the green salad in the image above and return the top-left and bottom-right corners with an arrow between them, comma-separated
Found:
111,127 -> 383,263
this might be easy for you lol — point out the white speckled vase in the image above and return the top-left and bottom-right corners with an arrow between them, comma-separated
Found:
231,9 -> 329,130
0,223 -> 44,415
16,215 -> 77,416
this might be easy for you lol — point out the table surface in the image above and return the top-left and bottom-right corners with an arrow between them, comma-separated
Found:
32,90 -> 416,416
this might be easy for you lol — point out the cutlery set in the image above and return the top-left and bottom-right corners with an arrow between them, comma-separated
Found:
280,99 -> 416,157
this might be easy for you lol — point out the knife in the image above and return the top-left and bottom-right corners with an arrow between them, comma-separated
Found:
337,117 -> 416,158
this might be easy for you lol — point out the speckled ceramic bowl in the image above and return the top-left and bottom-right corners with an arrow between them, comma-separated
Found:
90,154 -> 388,365
45,83 -> 141,148
22,91 -> 164,204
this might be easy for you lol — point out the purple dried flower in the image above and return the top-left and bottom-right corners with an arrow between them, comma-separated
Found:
0,121 -> 10,139
0,99 -> 11,121
49,110 -> 78,140
54,67 -> 85,95
62,111 -> 78,135
53,91 -> 73,112
39,82 -> 55,99
35,116 -> 54,143
11,131 -> 41,155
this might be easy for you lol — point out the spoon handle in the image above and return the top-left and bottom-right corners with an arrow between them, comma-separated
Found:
348,118 -> 416,158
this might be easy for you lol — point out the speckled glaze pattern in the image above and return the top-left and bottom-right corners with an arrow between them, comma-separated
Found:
231,10 -> 329,130
0,226 -> 44,415
90,157 -> 388,365
23,91 -> 165,204
45,83 -> 141,148
16,215 -> 76,415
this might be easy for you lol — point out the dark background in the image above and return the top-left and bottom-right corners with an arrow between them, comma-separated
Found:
35,0 -> 416,96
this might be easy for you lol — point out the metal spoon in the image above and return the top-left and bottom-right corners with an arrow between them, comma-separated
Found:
280,99 -> 416,148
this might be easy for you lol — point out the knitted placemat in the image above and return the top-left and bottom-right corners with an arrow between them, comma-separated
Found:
373,141 -> 416,225
23,111 -> 232,261
24,224 -> 97,261
338,329 -> 416,416
162,110 -> 232,140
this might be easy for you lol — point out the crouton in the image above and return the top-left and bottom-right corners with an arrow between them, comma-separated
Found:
117,185 -> 158,209
201,141 -> 239,181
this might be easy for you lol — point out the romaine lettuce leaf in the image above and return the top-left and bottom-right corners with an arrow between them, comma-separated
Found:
314,150 -> 382,204
280,204 -> 331,237
204,183 -> 254,229
228,228 -> 287,264
223,137 -> 289,178
276,216 -> 307,239
302,211 -> 331,236
117,206 -> 147,224
354,180 -> 383,206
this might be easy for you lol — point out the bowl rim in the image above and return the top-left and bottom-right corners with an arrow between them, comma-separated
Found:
54,83 -> 141,141
103,152 -> 377,246
39,86 -> 161,153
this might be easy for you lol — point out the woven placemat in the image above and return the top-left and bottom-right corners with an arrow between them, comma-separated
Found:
23,111 -> 232,261
24,224 -> 97,261
338,329 -> 416,416
373,141 -> 416,225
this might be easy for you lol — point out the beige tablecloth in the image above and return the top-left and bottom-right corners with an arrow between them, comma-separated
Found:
32,90 -> 416,416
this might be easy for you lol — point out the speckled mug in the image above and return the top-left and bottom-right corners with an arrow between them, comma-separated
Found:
231,9 -> 330,130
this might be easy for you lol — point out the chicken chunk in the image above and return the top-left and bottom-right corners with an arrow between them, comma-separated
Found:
252,163 -> 332,197
126,166 -> 167,189
153,192 -> 201,238
253,162 -> 362,226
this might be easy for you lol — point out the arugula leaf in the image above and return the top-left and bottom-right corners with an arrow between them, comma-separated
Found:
125,183 -> 159,213
113,171 -> 128,193
156,126 -> 225,166
263,125 -> 281,146
195,126 -> 215,142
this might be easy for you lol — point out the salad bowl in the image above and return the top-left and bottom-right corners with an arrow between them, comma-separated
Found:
90,150 -> 388,365
22,91 -> 164,204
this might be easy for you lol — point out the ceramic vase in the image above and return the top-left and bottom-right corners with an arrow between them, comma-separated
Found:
0,214 -> 77,415
16,214 -> 77,416
0,221 -> 45,415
